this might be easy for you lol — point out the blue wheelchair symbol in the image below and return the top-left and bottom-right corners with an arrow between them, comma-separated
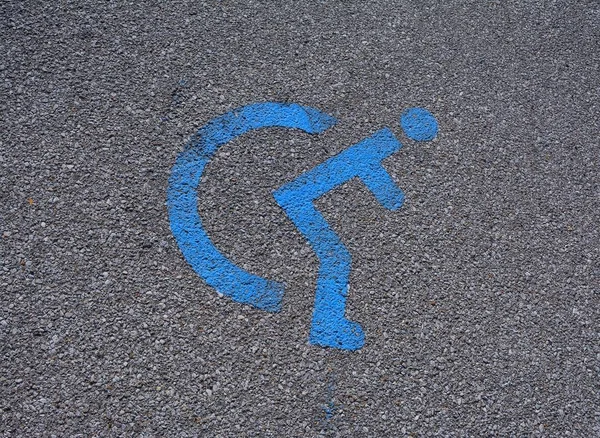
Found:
167,102 -> 438,350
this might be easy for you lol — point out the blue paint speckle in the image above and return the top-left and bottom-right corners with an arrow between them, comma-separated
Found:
400,107 -> 438,141
323,401 -> 335,421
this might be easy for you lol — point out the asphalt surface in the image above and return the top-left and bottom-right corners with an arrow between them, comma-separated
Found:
1,1 -> 598,437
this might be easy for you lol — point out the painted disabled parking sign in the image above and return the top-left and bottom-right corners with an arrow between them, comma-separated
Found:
167,102 -> 438,350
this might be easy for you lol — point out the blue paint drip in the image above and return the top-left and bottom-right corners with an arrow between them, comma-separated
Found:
274,128 -> 404,350
323,374 -> 337,422
167,103 -> 337,312
400,107 -> 438,141
323,400 -> 335,421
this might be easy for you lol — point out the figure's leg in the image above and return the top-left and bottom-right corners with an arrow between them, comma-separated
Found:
277,200 -> 364,349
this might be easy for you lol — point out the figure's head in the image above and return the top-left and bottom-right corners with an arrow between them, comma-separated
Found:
400,107 -> 439,141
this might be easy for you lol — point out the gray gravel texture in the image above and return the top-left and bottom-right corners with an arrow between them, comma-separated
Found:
1,1 -> 599,437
